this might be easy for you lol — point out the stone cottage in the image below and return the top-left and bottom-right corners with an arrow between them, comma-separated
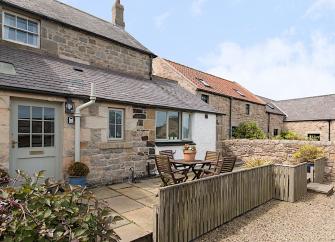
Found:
274,95 -> 335,142
153,58 -> 282,146
0,0 -> 218,184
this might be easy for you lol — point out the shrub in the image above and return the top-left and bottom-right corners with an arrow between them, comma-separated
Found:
293,145 -> 325,162
68,162 -> 90,177
274,131 -> 303,140
0,170 -> 120,242
243,158 -> 273,168
0,169 -> 9,184
233,121 -> 266,139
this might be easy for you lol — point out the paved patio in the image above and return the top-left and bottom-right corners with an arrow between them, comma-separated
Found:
90,177 -> 161,242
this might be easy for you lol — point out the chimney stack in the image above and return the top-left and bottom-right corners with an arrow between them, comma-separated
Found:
112,0 -> 125,29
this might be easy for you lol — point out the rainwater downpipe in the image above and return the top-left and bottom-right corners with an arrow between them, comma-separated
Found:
74,83 -> 96,162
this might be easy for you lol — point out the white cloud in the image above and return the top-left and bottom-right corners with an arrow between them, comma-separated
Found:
305,0 -> 335,19
191,0 -> 207,16
154,11 -> 171,30
199,33 -> 335,100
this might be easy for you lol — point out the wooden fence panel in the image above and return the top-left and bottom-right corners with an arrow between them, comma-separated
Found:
156,165 -> 273,242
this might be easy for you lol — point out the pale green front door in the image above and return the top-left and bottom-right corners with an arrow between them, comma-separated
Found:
10,100 -> 61,180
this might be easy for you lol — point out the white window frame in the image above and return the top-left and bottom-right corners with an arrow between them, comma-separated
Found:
108,108 -> 124,141
182,112 -> 192,140
155,110 -> 192,142
2,10 -> 41,48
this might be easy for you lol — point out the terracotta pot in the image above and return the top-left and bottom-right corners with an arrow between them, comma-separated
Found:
184,150 -> 196,162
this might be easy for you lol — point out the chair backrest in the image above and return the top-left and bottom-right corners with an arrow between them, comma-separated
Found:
159,150 -> 175,160
155,155 -> 174,185
220,156 -> 237,173
205,151 -> 220,162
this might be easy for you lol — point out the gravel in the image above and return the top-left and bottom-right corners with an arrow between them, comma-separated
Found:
196,191 -> 335,242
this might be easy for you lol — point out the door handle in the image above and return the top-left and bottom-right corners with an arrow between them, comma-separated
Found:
11,140 -> 18,148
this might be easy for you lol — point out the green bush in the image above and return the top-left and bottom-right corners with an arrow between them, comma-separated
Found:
293,145 -> 325,162
0,170 -> 120,242
274,131 -> 303,140
233,121 -> 266,139
243,158 -> 272,168
68,162 -> 90,177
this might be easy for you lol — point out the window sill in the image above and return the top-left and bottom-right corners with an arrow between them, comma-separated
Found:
155,140 -> 196,147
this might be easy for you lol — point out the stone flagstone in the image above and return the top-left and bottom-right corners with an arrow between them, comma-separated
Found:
105,195 -> 144,214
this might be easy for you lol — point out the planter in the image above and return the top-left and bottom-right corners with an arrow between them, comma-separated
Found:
183,150 -> 196,162
69,176 -> 87,187
273,163 -> 307,202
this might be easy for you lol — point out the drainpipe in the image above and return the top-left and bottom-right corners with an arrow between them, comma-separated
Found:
229,97 -> 233,138
74,83 -> 96,162
329,120 -> 331,141
267,113 -> 271,138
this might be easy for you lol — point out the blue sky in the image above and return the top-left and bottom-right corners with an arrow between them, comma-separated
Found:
59,0 -> 335,100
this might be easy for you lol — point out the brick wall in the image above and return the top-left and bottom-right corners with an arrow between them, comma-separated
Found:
284,121 -> 334,142
222,139 -> 335,181
0,6 -> 152,79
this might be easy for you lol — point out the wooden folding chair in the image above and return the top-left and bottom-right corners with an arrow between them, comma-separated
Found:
155,155 -> 188,186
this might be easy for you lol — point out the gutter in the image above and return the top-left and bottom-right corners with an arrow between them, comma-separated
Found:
74,83 -> 96,162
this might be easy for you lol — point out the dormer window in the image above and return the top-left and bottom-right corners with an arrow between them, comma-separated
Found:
2,12 -> 40,48
197,78 -> 211,87
234,89 -> 245,97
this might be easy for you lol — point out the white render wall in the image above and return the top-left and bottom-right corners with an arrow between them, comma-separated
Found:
155,112 -> 217,160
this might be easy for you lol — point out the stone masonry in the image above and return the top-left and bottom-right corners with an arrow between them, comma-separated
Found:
0,6 -> 152,79
222,139 -> 335,181
268,113 -> 285,138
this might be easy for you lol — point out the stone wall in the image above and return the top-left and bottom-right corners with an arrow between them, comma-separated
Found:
284,121 -> 334,142
0,92 -> 10,170
222,139 -> 335,181
64,101 -> 156,185
268,113 -> 285,138
0,6 -> 152,79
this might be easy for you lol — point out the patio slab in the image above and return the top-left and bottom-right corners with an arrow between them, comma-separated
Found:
90,187 -> 121,200
114,223 -> 150,242
117,186 -> 154,200
136,195 -> 159,208
109,211 -> 131,229
122,207 -> 154,232
109,183 -> 133,190
105,195 -> 144,214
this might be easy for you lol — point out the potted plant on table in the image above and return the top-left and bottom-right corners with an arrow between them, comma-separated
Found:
68,162 -> 90,187
183,144 -> 197,162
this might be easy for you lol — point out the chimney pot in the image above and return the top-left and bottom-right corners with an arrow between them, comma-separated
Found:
112,0 -> 125,29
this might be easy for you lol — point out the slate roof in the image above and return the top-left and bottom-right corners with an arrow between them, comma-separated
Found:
257,96 -> 286,116
2,0 -> 154,55
164,59 -> 265,105
274,95 -> 335,121
0,45 -> 218,114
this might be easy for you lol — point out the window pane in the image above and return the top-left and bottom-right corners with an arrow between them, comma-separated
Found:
4,13 -> 16,27
28,20 -> 38,33
32,135 -> 42,147
16,17 -> 27,30
16,30 -> 27,43
109,124 -> 116,138
44,135 -> 54,147
116,125 -> 122,138
32,107 -> 42,120
4,26 -> 16,41
182,113 -> 191,139
44,121 -> 54,133
18,106 -> 30,119
44,108 -> 55,120
18,120 -> 30,133
18,134 -> 30,148
168,112 -> 179,140
28,33 -> 38,46
115,111 -> 122,124
156,111 -> 167,139
32,121 -> 42,133
109,111 -> 116,124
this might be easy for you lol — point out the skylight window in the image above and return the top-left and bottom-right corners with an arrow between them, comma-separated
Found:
234,89 -> 245,97
197,78 -> 211,87
267,104 -> 275,109
73,67 -> 84,72
0,62 -> 16,75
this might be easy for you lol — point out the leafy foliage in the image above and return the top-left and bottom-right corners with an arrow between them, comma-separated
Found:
68,162 -> 90,177
233,122 -> 266,139
243,158 -> 273,168
274,131 -> 304,140
0,171 -> 120,242
293,145 -> 325,162
0,169 -> 9,185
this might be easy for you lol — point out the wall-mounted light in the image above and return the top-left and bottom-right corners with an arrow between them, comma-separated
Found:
65,98 -> 74,114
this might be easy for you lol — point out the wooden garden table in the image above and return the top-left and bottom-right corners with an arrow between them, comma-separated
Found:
171,160 -> 212,180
